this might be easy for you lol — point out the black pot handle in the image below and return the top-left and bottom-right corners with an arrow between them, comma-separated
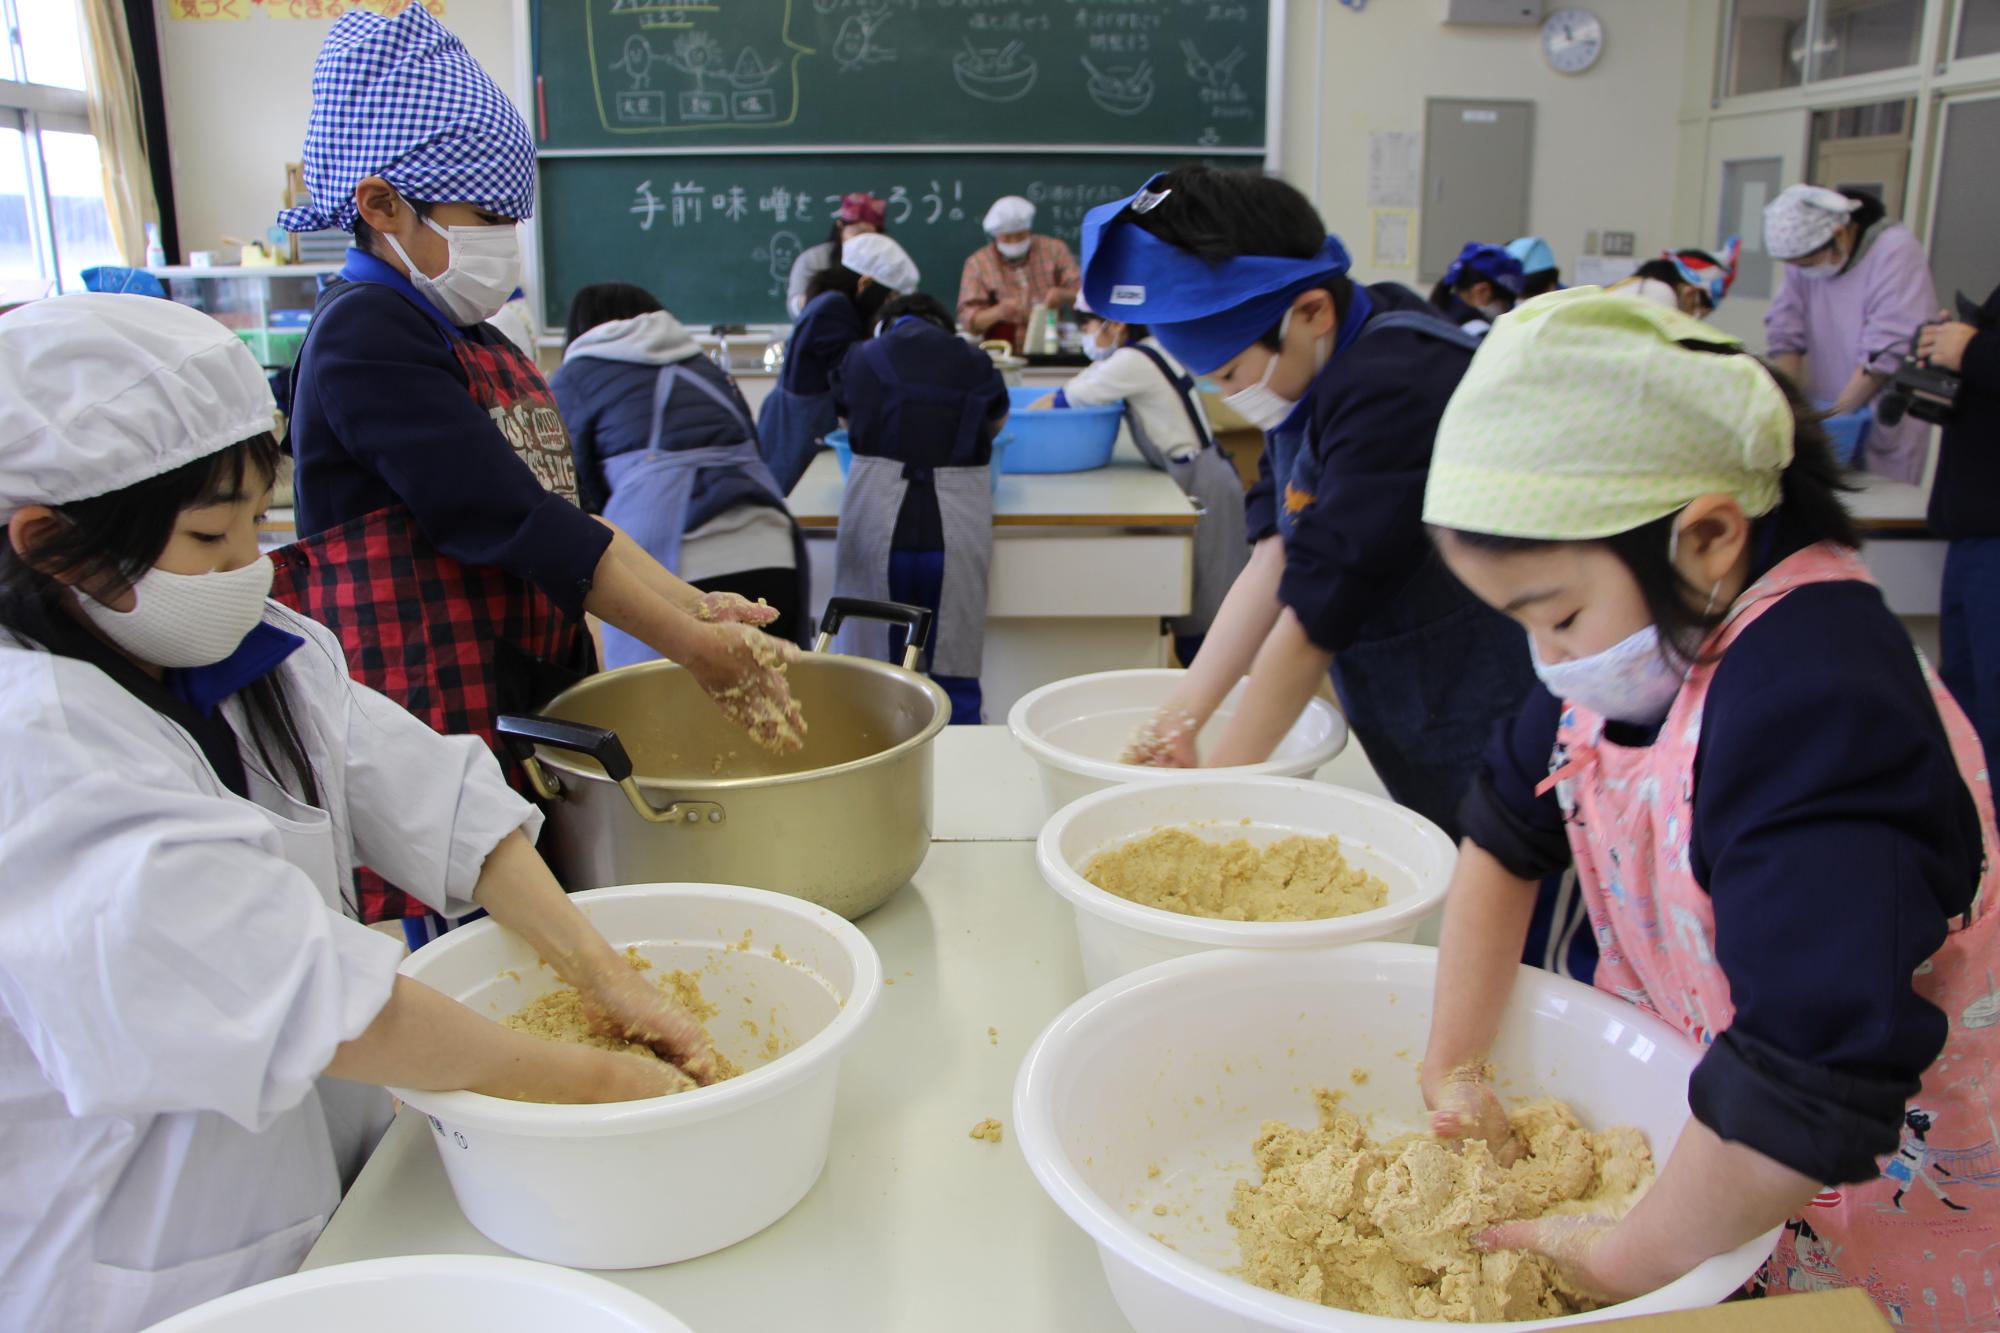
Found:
495,714 -> 635,782
815,597 -> 935,667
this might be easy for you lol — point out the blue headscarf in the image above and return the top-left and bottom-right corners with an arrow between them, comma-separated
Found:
1078,174 -> 1352,375
278,5 -> 535,234
1505,236 -> 1558,277
1442,242 -> 1525,297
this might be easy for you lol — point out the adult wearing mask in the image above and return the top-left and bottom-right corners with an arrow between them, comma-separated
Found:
550,282 -> 808,662
758,231 -> 920,495
1764,184 -> 1937,483
279,7 -> 801,938
1102,167 -> 1537,842
1429,242 -> 1526,335
785,192 -> 889,320
1919,283 -> 2000,767
1506,236 -> 1563,299
957,195 -> 1080,352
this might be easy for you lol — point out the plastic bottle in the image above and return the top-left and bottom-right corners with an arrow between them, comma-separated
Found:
143,222 -> 165,269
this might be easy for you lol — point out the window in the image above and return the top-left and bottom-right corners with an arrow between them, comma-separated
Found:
1723,0 -> 1923,99
0,0 -> 115,298
1962,0 -> 2000,59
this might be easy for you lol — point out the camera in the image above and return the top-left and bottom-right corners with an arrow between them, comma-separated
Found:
1876,293 -> 1983,428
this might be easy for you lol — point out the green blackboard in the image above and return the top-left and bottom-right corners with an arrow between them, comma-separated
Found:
530,0 -> 1268,151
538,152 -> 1206,326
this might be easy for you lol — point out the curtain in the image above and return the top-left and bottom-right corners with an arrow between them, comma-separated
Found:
79,0 -> 161,265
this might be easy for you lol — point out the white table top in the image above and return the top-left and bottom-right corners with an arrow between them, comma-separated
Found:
303,726 -> 1392,1330
787,440 -> 1196,529
1845,469 -> 1932,530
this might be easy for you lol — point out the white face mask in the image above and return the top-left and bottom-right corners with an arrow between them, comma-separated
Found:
1530,624 -> 1686,727
1793,259 -> 1841,282
76,555 -> 275,669
1083,327 -> 1117,362
1222,310 -> 1327,433
385,213 -> 523,326
1475,301 -> 1510,322
996,237 -> 1032,262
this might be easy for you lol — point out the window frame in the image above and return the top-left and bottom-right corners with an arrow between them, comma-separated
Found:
0,0 -> 102,294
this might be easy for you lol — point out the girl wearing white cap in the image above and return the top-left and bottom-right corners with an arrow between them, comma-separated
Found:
759,230 -> 921,495
1762,184 -> 1936,483
957,195 -> 1080,352
0,295 -> 720,1333
1418,290 -> 1995,1325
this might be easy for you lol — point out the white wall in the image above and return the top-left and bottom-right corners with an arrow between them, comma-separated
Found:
1279,0 -> 1690,288
155,4 -> 517,258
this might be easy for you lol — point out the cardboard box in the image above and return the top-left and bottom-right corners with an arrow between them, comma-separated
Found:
1595,1289 -> 1889,1331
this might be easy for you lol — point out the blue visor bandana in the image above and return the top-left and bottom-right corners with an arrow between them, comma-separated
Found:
278,5 -> 536,234
1506,235 -> 1558,276
1442,242 -> 1525,297
1079,175 -> 1352,375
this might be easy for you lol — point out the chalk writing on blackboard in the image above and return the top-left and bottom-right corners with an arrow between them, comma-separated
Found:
589,0 -> 812,134
621,175 -> 1072,238
1080,57 -> 1153,116
953,39 -> 1038,103
755,231 -> 805,298
831,9 -> 896,72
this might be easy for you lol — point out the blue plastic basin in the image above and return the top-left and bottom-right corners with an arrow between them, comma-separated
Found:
826,429 -> 1008,494
999,386 -> 1123,473
1820,407 -> 1872,468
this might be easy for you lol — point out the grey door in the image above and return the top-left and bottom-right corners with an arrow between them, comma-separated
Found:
1718,155 -> 1785,301
1419,98 -> 1535,284
1930,95 -> 2000,310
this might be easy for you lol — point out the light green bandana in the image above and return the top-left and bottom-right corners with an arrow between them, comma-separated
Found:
1423,288 -> 1796,540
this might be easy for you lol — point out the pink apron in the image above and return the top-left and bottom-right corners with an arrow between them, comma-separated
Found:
1538,542 -> 2000,1330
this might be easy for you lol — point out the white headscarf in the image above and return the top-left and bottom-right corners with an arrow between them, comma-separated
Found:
1763,184 -> 1861,261
841,232 -> 921,295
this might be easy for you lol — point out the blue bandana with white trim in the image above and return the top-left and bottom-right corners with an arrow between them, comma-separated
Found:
278,5 -> 535,234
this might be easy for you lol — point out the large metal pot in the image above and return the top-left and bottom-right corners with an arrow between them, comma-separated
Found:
497,600 -> 950,919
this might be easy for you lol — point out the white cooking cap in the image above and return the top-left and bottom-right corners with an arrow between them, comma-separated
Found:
842,232 -> 921,295
1763,184 -> 1861,261
0,293 -> 276,523
983,195 -> 1036,237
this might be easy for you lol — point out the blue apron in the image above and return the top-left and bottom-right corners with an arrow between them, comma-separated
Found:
756,379 -> 838,497
601,362 -> 809,669
832,336 -> 994,721
1269,304 -> 1538,841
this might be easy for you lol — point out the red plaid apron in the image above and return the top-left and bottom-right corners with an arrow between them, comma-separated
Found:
273,296 -> 593,922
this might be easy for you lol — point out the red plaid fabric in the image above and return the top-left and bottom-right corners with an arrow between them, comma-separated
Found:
272,327 -> 593,923
956,235 -> 1080,351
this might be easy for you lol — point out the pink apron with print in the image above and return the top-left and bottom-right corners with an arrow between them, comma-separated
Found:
1540,543 -> 2000,1331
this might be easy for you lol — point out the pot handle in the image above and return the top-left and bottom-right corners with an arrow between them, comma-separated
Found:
814,597 -> 934,673
494,715 -> 722,828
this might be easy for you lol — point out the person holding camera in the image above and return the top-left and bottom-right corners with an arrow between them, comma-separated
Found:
1922,282 -> 2000,766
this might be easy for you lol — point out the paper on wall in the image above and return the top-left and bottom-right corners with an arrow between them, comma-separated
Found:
1367,132 -> 1420,210
1371,209 -> 1413,269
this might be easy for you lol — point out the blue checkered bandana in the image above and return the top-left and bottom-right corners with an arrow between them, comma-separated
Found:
277,5 -> 535,234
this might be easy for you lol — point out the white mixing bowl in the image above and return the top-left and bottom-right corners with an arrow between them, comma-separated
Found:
142,1256 -> 691,1332
1038,776 -> 1455,988
1008,669 -> 1348,818
1014,944 -> 1781,1332
393,884 -> 881,1270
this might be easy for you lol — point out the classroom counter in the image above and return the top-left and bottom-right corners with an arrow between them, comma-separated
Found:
301,727 -> 1390,1333
1849,469 -> 1944,617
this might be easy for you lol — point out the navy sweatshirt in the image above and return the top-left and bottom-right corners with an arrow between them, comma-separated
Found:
1927,282 -> 2000,539
1460,516 -> 1985,1185
288,250 -> 609,620
1245,283 -> 1477,653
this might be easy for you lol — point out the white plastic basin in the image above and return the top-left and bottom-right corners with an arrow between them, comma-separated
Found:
1014,944 -> 1781,1332
392,884 -> 881,1270
1009,669 -> 1349,818
1037,776 -> 1455,988
142,1256 -> 692,1332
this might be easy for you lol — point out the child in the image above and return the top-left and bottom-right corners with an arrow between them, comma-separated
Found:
831,292 -> 1009,723
277,7 -> 799,934
1418,289 -> 1994,1327
1609,238 -> 1741,320
550,282 -> 807,660
0,295 -> 715,1333
1034,294 -> 1247,665
1096,167 -> 1535,842
760,231 -> 920,494
1429,241 -> 1527,334
1507,236 -> 1563,298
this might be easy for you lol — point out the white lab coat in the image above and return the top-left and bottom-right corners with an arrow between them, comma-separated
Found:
0,601 -> 538,1333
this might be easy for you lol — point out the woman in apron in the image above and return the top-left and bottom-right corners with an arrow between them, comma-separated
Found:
278,9 -> 801,938
551,282 -> 808,662
1031,292 -> 1247,666
0,295 -> 717,1333
1421,289 -> 1996,1327
831,293 -> 1010,724
1090,167 -> 1535,842
758,232 -> 919,495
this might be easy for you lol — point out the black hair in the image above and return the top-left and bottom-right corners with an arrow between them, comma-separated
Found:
1078,311 -> 1151,342
1429,270 -> 1516,312
1439,352 -> 1858,667
352,196 -> 431,260
1519,268 -> 1562,299
876,292 -> 953,333
1116,166 -> 1351,353
0,434 -> 323,808
1841,189 -> 1888,234
564,282 -> 665,345
805,260 -> 894,329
